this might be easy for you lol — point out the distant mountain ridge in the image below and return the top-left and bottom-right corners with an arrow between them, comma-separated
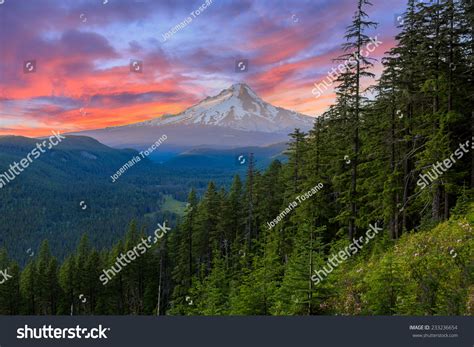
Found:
165,142 -> 288,169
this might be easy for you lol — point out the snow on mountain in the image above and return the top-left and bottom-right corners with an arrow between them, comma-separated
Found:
128,83 -> 314,133
73,84 -> 315,153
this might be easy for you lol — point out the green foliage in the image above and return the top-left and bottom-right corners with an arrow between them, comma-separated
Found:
328,207 -> 473,315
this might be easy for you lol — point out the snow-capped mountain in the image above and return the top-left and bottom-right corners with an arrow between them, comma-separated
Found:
133,83 -> 313,133
74,84 -> 314,155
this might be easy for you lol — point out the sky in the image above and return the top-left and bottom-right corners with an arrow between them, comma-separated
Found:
0,0 -> 407,137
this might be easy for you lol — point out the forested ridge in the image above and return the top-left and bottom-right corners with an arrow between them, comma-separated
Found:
0,0 -> 473,315
0,136 -> 234,261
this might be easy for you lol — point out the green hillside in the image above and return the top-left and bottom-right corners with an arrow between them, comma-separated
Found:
0,135 -> 176,261
325,204 -> 474,315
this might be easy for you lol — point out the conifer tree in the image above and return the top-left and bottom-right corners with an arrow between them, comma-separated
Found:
333,0 -> 378,239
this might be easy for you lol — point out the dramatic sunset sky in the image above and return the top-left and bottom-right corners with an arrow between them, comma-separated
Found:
0,0 -> 406,137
